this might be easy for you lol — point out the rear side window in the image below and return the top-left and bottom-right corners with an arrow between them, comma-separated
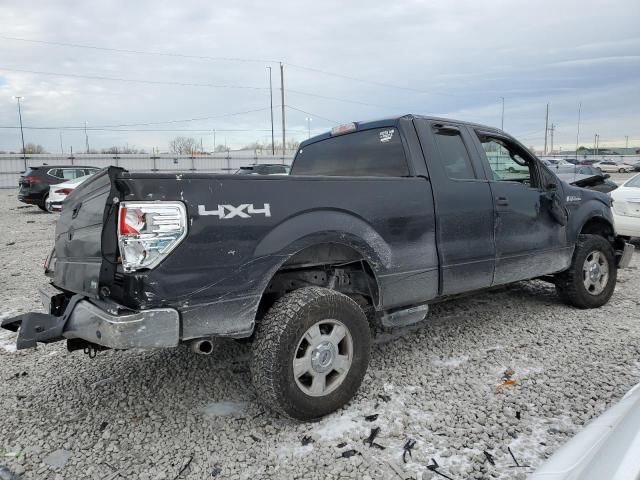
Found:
432,128 -> 476,180
291,127 -> 409,177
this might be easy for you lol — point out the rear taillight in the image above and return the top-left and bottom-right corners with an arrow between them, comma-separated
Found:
117,202 -> 187,272
54,188 -> 73,195
22,175 -> 40,185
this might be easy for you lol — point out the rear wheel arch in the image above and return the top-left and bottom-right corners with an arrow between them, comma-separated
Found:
255,242 -> 381,326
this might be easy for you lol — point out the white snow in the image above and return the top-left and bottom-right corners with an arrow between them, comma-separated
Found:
202,400 -> 248,417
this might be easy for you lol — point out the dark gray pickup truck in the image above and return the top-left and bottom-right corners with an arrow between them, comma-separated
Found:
3,115 -> 634,420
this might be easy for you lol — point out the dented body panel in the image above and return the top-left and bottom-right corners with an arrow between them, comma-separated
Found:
2,115 -> 631,350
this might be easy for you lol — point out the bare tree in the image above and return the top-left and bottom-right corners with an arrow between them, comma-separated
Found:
169,137 -> 198,155
22,143 -> 47,154
101,145 -> 146,154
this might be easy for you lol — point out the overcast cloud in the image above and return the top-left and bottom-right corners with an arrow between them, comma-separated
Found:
1,0 -> 639,153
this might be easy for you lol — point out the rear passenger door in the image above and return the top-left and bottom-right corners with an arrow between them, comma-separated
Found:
415,120 -> 496,295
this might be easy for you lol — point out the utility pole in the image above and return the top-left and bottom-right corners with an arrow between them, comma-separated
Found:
593,133 -> 598,159
280,62 -> 286,160
549,124 -> 555,154
306,117 -> 312,138
575,102 -> 581,161
267,66 -> 275,156
59,131 -> 64,156
213,129 -> 216,153
84,121 -> 90,153
500,97 -> 505,130
543,103 -> 549,155
625,135 -> 629,150
14,96 -> 26,168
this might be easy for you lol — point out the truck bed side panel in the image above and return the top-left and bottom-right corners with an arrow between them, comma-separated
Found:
115,174 -> 438,338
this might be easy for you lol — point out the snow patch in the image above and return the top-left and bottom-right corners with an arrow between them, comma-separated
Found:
203,400 -> 248,417
431,355 -> 469,368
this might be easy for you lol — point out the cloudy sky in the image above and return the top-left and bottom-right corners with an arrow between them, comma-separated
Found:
1,0 -> 639,153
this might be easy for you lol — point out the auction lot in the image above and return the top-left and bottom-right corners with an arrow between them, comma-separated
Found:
1,189 -> 639,480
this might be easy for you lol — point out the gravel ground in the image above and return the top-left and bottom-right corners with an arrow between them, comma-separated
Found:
1,189 -> 639,480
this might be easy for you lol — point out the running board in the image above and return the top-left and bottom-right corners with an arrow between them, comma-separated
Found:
380,304 -> 429,328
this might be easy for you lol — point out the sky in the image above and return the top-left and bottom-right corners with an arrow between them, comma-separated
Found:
0,0 -> 639,153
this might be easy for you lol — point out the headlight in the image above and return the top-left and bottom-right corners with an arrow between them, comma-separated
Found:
117,202 -> 188,272
613,199 -> 640,217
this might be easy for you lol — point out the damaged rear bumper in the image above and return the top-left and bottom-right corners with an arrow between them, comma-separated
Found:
1,284 -> 180,350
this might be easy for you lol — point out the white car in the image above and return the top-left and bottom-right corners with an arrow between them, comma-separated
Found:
594,161 -> 631,173
45,174 -> 93,212
611,173 -> 640,238
531,382 -> 640,480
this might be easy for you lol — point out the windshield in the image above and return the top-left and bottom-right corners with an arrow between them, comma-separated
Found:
625,175 -> 640,188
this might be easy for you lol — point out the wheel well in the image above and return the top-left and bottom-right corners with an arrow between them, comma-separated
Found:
580,217 -> 614,241
255,243 -> 380,322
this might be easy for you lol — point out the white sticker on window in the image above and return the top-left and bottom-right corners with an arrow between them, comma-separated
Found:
379,129 -> 394,143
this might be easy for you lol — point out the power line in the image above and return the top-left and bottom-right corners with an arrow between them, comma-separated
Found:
0,66 -> 268,90
0,126 -> 309,133
285,105 -> 339,124
2,35 -> 467,99
0,35 -> 277,64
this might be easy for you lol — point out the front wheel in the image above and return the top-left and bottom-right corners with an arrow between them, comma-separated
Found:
251,287 -> 371,421
555,234 -> 617,308
618,168 -> 627,173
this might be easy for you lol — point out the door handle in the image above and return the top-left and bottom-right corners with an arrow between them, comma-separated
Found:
496,196 -> 509,206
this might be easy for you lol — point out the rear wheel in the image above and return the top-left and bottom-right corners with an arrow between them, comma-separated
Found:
38,193 -> 50,212
618,168 -> 627,173
555,234 -> 617,308
251,287 -> 371,421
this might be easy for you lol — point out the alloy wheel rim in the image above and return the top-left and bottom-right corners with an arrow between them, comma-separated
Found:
582,250 -> 609,295
293,319 -> 353,397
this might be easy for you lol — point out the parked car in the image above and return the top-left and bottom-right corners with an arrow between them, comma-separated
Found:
577,159 -> 599,166
235,164 -> 290,175
611,173 -> 640,238
45,174 -> 96,212
531,382 -> 640,480
18,165 -> 101,211
593,161 -> 631,173
542,159 -> 578,174
631,162 -> 640,172
3,115 -> 634,421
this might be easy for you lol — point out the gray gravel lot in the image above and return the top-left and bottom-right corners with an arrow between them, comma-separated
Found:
1,189 -> 639,480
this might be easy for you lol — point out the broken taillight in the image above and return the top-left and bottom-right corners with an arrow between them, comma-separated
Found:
117,202 -> 187,272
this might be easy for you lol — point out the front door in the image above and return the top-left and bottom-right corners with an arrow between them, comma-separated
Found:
415,120 -> 496,296
469,130 -> 572,285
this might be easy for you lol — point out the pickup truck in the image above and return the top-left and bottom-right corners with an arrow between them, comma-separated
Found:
3,115 -> 634,420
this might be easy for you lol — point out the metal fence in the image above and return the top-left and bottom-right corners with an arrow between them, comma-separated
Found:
0,152 -> 295,188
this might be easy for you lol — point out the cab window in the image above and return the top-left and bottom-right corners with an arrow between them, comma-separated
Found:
291,127 -> 409,177
477,134 -> 535,186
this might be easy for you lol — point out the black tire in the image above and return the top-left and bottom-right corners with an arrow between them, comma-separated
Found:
251,287 -> 371,421
555,234 -> 617,309
618,168 -> 627,173
38,194 -> 49,212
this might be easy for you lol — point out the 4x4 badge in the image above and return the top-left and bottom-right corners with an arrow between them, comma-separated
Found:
198,203 -> 271,219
